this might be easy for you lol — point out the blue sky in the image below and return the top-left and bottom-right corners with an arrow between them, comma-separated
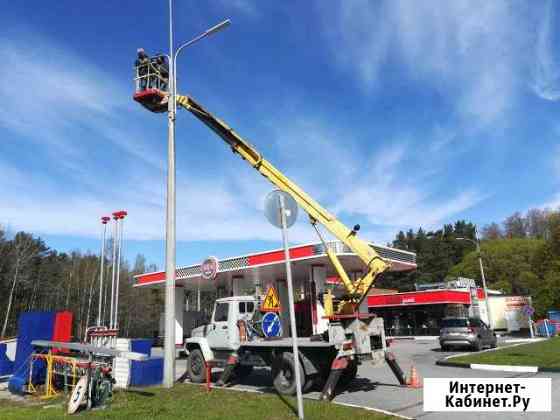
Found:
2,1 -> 560,270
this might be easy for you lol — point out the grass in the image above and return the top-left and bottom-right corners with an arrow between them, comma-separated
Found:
0,383 -> 395,420
450,337 -> 560,368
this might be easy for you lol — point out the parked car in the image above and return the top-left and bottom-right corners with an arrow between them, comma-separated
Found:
439,317 -> 497,351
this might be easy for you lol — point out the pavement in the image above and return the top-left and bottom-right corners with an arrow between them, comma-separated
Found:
0,377 -> 26,403
167,338 -> 560,419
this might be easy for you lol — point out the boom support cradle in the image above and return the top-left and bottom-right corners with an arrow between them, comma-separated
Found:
173,94 -> 390,313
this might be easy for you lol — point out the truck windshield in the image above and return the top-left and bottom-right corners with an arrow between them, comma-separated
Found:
441,318 -> 468,328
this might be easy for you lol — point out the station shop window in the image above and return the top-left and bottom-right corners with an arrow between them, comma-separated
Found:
372,305 -> 447,336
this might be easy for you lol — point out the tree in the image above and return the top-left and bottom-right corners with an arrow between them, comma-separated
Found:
393,231 -> 407,250
526,209 -> 549,239
449,238 -> 547,312
482,222 -> 503,240
1,232 -> 48,338
503,212 -> 527,239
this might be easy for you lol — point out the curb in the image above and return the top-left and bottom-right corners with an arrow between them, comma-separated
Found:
436,359 -> 560,373
436,339 -> 560,373
389,336 -> 439,341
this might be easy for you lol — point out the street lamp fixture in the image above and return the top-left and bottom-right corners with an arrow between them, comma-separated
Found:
456,230 -> 494,328
163,0 -> 230,389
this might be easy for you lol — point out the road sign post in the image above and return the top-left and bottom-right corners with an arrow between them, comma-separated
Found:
265,190 -> 304,420
523,305 -> 535,338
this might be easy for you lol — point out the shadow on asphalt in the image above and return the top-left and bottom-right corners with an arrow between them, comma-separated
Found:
344,377 -> 379,392
430,347 -> 472,353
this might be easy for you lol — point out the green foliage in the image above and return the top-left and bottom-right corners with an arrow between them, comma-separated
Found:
451,337 -> 560,368
449,239 -> 544,295
0,226 -> 162,339
0,383 -> 395,420
385,207 -> 560,318
381,220 -> 476,291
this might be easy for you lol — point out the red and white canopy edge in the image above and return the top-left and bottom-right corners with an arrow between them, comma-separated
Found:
134,240 -> 416,293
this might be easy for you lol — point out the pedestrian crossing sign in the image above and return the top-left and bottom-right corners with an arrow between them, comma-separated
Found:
261,286 -> 281,312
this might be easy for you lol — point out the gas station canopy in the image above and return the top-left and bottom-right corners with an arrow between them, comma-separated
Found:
134,240 -> 416,293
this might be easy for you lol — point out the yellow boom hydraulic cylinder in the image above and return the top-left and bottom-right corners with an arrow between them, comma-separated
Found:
175,94 -> 390,311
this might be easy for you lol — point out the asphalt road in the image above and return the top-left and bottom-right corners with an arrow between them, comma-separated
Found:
169,339 -> 560,419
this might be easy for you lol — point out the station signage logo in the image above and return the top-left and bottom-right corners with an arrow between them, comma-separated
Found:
201,256 -> 219,280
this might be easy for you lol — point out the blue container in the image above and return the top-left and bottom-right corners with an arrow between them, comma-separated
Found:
130,338 -> 153,358
537,321 -> 556,336
130,357 -> 163,387
7,376 -> 27,395
8,311 -> 55,394
547,311 -> 560,321
0,343 -> 14,376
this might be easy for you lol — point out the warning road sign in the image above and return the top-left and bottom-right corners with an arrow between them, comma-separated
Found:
261,286 -> 281,312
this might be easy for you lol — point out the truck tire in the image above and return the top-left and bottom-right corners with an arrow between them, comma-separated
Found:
234,364 -> 254,380
187,349 -> 207,383
338,360 -> 358,388
272,352 -> 305,396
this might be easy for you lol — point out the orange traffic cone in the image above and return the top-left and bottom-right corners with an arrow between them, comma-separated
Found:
406,365 -> 422,388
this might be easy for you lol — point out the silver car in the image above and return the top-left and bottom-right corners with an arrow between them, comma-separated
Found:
439,317 -> 498,351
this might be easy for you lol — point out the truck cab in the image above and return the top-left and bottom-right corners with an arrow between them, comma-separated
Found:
187,296 -> 257,358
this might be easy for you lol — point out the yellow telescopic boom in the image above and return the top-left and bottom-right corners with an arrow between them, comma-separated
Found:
175,94 -> 390,311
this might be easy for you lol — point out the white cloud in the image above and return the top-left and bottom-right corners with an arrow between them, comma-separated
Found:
0,23 -> 487,248
317,1 -> 546,127
332,142 -> 485,229
215,0 -> 259,19
533,0 -> 560,101
261,114 -> 485,234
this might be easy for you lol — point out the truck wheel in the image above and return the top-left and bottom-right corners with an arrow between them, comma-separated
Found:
187,349 -> 207,383
272,352 -> 305,396
234,364 -> 254,380
338,360 -> 358,388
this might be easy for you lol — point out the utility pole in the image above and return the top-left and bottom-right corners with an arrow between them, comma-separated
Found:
163,0 -> 177,388
475,227 -> 493,328
457,228 -> 493,328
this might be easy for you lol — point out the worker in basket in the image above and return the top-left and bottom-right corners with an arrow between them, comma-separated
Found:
132,49 -> 172,112
134,48 -> 150,91
153,55 -> 169,91
134,49 -> 169,92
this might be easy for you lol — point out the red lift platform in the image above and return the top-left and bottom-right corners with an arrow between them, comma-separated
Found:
133,50 -> 169,113
133,88 -> 168,113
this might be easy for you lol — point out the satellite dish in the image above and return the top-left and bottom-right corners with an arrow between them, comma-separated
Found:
264,190 -> 298,229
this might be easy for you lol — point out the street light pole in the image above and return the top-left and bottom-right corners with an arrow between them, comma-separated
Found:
162,1 -> 230,388
457,228 -> 493,328
163,0 -> 177,389
474,228 -> 493,329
